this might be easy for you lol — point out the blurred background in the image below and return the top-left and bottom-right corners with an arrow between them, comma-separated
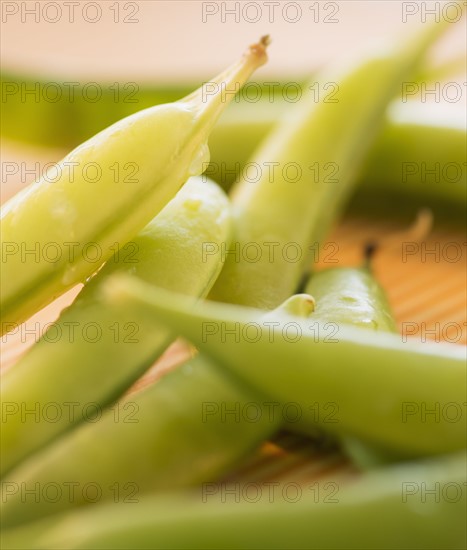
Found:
1,1 -> 466,365
1,0 -> 465,79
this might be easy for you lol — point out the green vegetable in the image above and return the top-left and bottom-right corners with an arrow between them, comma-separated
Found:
209,20 -> 454,310
0,37 -> 269,333
103,276 -> 466,459
208,103 -> 466,216
300,263 -> 401,467
0,356 -> 280,528
0,176 -> 231,477
354,103 -> 466,214
0,75 -> 293,149
2,452 -> 465,549
304,264 -> 396,332
0,297 -> 315,527
1,23 -> 464,548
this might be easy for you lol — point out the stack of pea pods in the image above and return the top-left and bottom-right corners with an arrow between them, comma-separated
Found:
1,21 -> 466,550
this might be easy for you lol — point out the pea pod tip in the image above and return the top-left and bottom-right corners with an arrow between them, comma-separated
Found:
247,35 -> 271,66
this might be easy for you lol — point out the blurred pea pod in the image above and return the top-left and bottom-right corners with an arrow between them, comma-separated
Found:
0,37 -> 269,333
0,176 -> 231,477
0,356 -> 280,528
103,276 -> 467,459
208,19 -> 459,309
207,102 -> 467,216
2,452 -> 465,549
2,67 -> 465,218
1,53 -> 462,149
206,55 -> 466,202
0,75 -> 293,149
0,297 -> 315,527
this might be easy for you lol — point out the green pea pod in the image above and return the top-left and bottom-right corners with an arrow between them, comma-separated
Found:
0,79 -> 189,149
354,103 -> 467,215
0,176 -> 231,477
103,277 -> 466,459
0,355 -> 279,528
0,37 -> 269,333
0,75 -> 295,149
208,103 -> 466,216
301,265 -> 404,467
305,266 -> 397,332
2,452 -> 465,549
209,20 -> 456,309
0,297 -> 314,527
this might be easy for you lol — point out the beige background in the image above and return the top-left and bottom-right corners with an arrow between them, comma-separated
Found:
1,0 -> 465,80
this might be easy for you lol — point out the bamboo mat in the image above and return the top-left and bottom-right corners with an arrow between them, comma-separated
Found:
2,200 -> 465,486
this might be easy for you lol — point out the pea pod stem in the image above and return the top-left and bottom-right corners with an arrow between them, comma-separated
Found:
103,276 -> 467,458
0,37 -> 268,333
2,452 -> 465,549
183,36 -> 269,129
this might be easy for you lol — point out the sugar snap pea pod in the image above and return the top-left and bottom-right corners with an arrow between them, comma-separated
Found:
0,356 -> 279,528
0,297 -> 314,527
208,20 -> 457,309
354,103 -> 467,212
2,452 -> 466,550
104,277 -> 467,458
109,260 -> 395,469
208,102 -> 467,213
0,176 -> 231,477
304,265 -> 397,332
0,37 -> 269,333
0,74 -> 293,149
300,264 -> 405,467
0,77 -> 188,149
193,101 -> 467,218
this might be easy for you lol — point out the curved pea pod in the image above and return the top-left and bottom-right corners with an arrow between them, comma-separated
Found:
305,266 -> 397,332
0,37 -> 269,333
0,74 -> 294,150
0,176 -> 231,477
301,265 -> 404,467
2,452 -> 466,549
0,299 -> 313,527
209,19 -> 456,309
104,278 -> 467,458
0,354 -> 281,528
353,103 -> 467,219
208,102 -> 467,216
